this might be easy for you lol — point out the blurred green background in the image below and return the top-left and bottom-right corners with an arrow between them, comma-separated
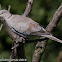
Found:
0,0 -> 62,62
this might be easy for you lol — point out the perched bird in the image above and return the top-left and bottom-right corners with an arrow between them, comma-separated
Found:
0,9 -> 62,43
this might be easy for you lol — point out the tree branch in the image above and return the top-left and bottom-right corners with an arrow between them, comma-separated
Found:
10,38 -> 26,61
46,4 -> 62,32
0,4 -> 1,10
32,4 -> 62,62
23,0 -> 33,16
8,5 -> 11,12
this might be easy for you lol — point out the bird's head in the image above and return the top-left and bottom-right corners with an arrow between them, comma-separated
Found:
0,9 -> 8,15
0,9 -> 11,20
0,4 -> 11,19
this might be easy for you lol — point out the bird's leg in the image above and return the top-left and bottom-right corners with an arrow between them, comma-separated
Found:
11,36 -> 25,49
15,36 -> 25,43
0,24 -> 3,32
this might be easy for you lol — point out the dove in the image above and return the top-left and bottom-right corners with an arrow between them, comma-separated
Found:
0,9 -> 62,43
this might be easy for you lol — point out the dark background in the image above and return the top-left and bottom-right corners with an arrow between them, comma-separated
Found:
0,0 -> 62,62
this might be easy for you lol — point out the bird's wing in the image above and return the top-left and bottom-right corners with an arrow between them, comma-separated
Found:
6,15 -> 30,34
7,15 -> 43,34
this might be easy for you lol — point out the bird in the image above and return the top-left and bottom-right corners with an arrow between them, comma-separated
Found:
0,9 -> 62,43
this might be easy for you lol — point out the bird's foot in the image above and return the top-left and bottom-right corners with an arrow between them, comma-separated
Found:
16,36 -> 25,43
11,36 -> 25,49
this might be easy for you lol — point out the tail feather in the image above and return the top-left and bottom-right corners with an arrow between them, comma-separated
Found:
41,35 -> 62,43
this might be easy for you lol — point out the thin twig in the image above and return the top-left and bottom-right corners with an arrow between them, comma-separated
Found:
8,5 -> 11,12
23,0 -> 33,16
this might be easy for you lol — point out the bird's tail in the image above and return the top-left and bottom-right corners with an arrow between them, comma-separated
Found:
41,34 -> 62,43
